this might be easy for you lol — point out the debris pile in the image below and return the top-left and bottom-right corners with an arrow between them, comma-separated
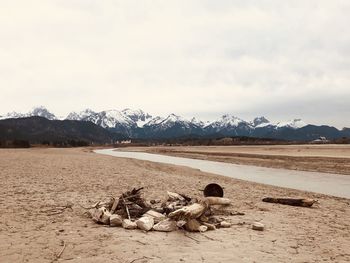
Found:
88,187 -> 233,232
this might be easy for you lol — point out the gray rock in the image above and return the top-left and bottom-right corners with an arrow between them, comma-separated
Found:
110,214 -> 123,227
252,222 -> 265,231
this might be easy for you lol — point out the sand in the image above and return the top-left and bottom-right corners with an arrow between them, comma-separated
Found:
130,145 -> 350,175
0,148 -> 349,263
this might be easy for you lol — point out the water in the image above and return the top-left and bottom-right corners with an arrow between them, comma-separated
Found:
95,149 -> 350,199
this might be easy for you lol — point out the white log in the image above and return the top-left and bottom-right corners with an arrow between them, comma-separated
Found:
204,197 -> 231,206
168,203 -> 207,220
167,191 -> 185,201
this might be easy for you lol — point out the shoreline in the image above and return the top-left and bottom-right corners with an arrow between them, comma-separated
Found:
121,145 -> 350,175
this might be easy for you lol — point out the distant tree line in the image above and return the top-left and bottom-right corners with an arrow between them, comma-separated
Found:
0,139 -> 90,148
0,140 -> 30,148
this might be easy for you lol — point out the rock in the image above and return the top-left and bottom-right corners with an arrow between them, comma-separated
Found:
220,221 -> 231,228
136,217 -> 154,231
252,222 -> 265,231
153,219 -> 178,232
144,210 -> 167,224
202,222 -> 216,230
122,219 -> 137,230
110,214 -> 123,227
185,219 -> 208,232
90,207 -> 111,225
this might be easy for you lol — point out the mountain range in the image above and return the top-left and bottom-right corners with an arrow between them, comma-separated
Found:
1,106 -> 349,141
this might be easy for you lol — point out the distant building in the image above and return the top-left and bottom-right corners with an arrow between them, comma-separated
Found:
311,136 -> 329,144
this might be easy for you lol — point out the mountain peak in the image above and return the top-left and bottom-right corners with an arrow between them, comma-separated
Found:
252,116 -> 270,127
276,118 -> 306,129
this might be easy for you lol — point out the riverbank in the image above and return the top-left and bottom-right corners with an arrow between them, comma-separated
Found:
0,148 -> 349,262
124,145 -> 350,175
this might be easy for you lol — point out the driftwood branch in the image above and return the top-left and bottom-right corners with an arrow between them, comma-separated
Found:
262,197 -> 316,207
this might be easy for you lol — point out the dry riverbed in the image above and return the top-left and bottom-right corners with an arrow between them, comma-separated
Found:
0,148 -> 349,263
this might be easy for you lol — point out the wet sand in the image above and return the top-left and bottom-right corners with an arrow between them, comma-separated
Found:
129,145 -> 350,175
0,148 -> 349,263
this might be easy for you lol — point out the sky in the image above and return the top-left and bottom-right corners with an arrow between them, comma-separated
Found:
0,0 -> 349,128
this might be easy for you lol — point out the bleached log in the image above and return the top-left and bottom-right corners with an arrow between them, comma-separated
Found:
168,203 -> 207,220
167,191 -> 185,201
204,197 -> 231,206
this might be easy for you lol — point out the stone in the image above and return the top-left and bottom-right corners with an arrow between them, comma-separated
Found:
185,219 -> 208,232
153,219 -> 178,232
252,222 -> 265,231
90,207 -> 111,225
220,221 -> 231,228
122,219 -> 137,230
110,214 -> 123,227
144,210 -> 167,224
136,217 -> 154,231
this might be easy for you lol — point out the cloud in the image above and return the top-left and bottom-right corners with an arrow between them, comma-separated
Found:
0,0 -> 349,128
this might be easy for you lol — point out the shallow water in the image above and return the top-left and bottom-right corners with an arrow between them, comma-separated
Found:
95,149 -> 350,199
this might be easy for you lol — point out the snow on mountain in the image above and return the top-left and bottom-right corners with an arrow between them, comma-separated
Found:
251,116 -> 271,127
122,108 -> 152,128
0,111 -> 26,120
208,114 -> 251,129
0,106 -> 57,120
28,106 -> 57,120
0,106 -> 311,138
144,116 -> 165,127
276,119 -> 307,129
66,109 -> 96,121
150,114 -> 192,130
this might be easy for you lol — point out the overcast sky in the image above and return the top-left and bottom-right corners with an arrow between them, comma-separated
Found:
1,1 -> 349,128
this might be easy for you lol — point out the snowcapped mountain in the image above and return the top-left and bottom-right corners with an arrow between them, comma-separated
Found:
0,106 -> 57,120
251,116 -> 271,127
0,111 -> 26,120
204,114 -> 253,136
28,106 -> 57,120
275,119 -> 307,129
0,106 -> 318,140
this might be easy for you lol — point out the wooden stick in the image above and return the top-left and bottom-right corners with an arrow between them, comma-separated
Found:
122,197 -> 131,220
262,197 -> 316,207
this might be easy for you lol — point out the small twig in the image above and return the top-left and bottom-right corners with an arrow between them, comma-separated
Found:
51,241 -> 66,262
200,233 -> 221,242
129,256 -> 152,263
57,241 -> 66,259
184,232 -> 200,243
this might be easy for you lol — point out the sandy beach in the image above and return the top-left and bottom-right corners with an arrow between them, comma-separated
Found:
0,148 -> 349,263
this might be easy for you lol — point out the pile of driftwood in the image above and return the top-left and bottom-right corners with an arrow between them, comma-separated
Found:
89,187 -> 232,232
